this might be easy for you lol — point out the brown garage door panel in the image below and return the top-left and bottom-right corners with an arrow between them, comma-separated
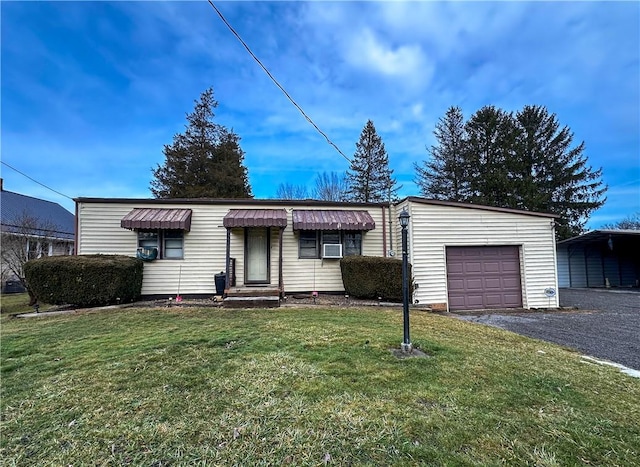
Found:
465,262 -> 483,273
503,277 -> 521,288
446,246 -> 523,311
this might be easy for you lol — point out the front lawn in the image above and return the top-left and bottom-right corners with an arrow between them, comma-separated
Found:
1,307 -> 638,465
0,293 -> 53,315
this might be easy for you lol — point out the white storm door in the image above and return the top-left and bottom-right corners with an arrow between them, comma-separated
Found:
245,228 -> 269,283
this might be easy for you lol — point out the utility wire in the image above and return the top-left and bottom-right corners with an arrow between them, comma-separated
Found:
206,0 -> 351,164
1,160 -> 74,200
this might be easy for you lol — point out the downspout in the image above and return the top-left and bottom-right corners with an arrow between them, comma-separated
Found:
388,199 -> 394,253
381,206 -> 387,257
278,227 -> 284,297
74,200 -> 79,255
550,219 -> 559,307
225,228 -> 231,293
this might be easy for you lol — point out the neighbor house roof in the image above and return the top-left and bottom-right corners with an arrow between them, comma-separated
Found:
0,189 -> 75,240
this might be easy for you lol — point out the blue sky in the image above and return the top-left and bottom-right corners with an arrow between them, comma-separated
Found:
2,1 -> 639,228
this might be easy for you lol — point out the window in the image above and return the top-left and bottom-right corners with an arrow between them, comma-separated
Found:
138,231 -> 158,249
343,232 -> 362,257
138,230 -> 184,259
24,239 -> 55,259
298,230 -> 362,259
321,230 -> 340,245
163,231 -> 184,259
299,230 -> 319,259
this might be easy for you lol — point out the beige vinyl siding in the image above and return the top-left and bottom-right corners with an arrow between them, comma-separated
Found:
78,199 -> 556,304
280,206 -> 387,292
403,200 -> 558,309
77,201 -> 387,295
78,202 -> 230,295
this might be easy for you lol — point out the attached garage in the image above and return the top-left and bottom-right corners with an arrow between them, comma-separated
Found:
446,246 -> 523,310
395,197 -> 559,311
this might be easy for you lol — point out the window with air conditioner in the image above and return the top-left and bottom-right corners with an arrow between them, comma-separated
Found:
298,230 -> 362,259
322,243 -> 343,259
137,230 -> 184,259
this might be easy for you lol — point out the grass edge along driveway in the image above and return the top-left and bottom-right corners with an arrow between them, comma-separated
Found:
2,307 -> 639,466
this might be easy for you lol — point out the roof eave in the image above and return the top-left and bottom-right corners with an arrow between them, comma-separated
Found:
399,196 -> 559,219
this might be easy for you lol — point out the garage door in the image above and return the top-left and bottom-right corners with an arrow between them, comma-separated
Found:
446,246 -> 522,311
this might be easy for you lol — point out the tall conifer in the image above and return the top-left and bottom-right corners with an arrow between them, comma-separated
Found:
347,120 -> 397,203
151,88 -> 252,199
415,106 -> 468,200
415,105 -> 606,239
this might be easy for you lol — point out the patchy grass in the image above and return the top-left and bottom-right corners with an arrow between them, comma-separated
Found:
1,307 -> 638,465
0,293 -> 53,315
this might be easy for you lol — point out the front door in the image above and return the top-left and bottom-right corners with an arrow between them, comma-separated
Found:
245,228 -> 270,283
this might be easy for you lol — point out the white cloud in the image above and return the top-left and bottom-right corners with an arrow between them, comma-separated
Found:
2,1 -> 637,222
346,28 -> 428,79
411,103 -> 423,119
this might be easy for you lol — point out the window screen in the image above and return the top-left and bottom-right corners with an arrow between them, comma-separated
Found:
299,231 -> 319,258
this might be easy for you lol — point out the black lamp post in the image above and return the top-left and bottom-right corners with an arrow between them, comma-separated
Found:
399,208 -> 412,353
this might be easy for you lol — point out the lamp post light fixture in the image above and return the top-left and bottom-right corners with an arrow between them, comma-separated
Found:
398,208 -> 412,353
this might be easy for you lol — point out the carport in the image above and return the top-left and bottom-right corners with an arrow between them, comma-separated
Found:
557,230 -> 640,288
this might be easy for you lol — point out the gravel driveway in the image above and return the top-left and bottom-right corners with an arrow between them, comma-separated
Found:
455,288 -> 640,370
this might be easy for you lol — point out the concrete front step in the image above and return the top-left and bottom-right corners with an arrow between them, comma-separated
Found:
225,288 -> 281,298
223,296 -> 280,309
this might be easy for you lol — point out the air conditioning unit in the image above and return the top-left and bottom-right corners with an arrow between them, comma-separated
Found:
322,243 -> 343,259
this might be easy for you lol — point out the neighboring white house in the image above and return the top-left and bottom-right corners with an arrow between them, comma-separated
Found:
75,196 -> 559,311
1,179 -> 75,290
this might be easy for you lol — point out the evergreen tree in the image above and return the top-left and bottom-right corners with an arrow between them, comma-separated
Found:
414,106 -> 468,200
347,120 -> 397,203
151,88 -> 252,198
464,106 -> 519,207
513,105 -> 606,239
415,105 -> 606,240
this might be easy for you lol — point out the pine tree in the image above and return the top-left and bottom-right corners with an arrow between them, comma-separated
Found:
464,106 -> 519,207
150,88 -> 252,198
414,106 -> 468,200
513,105 -> 606,239
347,120 -> 397,203
415,105 -> 606,240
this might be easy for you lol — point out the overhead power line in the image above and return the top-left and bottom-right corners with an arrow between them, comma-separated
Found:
206,0 -> 351,164
1,160 -> 74,200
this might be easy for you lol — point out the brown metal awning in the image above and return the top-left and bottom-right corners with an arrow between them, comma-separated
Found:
292,210 -> 375,231
121,208 -> 192,231
223,209 -> 288,228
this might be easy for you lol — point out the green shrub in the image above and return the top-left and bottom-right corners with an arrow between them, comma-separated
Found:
24,255 -> 144,307
340,256 -> 413,302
